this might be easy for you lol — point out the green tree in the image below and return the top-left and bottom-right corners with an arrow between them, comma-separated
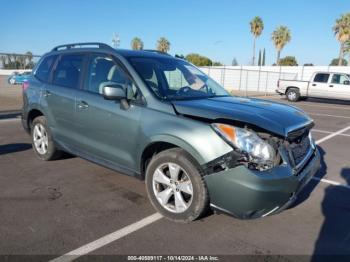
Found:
156,37 -> 170,53
213,61 -> 223,66
231,58 -> 238,66
330,58 -> 348,66
250,16 -> 264,65
271,26 -> 291,65
333,13 -> 350,65
257,49 -> 261,66
279,56 -> 298,66
262,48 -> 266,66
131,37 -> 144,50
185,53 -> 212,66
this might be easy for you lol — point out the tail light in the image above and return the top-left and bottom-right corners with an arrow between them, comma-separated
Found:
22,80 -> 29,91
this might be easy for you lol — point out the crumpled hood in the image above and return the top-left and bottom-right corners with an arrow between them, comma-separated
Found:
172,96 -> 313,137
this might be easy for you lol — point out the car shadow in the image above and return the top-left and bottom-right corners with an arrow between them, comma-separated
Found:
312,168 -> 350,261
288,146 -> 327,209
0,143 -> 32,155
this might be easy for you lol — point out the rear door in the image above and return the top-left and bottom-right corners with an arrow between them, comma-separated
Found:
74,53 -> 142,172
308,73 -> 334,99
41,53 -> 86,148
329,73 -> 350,100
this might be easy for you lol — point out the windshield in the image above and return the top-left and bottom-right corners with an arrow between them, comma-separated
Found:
128,57 -> 230,100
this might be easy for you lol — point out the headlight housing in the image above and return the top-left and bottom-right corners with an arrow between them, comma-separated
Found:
212,123 -> 276,168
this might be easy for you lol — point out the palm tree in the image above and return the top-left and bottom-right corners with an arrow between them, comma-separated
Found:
250,16 -> 264,65
345,40 -> 350,65
333,14 -> 350,66
131,37 -> 144,50
157,37 -> 170,53
271,26 -> 291,65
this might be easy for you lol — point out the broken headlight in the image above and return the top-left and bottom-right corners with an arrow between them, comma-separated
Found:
212,123 -> 276,168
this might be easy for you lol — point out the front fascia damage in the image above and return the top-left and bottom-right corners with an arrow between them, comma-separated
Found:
199,119 -> 320,219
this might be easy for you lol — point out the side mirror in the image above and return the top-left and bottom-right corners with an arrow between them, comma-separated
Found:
344,80 -> 350,85
102,84 -> 126,100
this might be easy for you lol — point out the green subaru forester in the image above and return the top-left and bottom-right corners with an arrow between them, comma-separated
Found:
22,43 -> 320,222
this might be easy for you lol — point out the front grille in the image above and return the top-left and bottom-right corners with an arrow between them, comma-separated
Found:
289,134 -> 311,166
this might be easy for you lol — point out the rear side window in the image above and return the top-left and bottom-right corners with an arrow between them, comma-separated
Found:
53,54 -> 84,89
35,55 -> 57,82
331,74 -> 349,85
313,73 -> 329,83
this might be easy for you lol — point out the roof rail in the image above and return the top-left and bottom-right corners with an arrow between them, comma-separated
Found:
51,42 -> 114,52
143,49 -> 172,56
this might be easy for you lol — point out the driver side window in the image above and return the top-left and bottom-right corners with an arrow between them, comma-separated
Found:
85,54 -> 139,99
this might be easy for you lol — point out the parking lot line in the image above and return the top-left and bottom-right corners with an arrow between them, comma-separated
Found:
315,125 -> 350,145
312,177 -> 350,190
312,129 -> 350,137
307,113 -> 350,120
49,213 -> 163,262
311,125 -> 350,188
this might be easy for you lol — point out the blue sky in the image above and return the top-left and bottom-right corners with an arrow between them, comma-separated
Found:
0,0 -> 349,65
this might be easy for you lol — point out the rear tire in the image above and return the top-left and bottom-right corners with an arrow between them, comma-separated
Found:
31,116 -> 62,161
145,148 -> 209,223
286,88 -> 300,102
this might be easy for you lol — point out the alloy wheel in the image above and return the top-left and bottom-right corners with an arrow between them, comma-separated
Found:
152,162 -> 193,213
33,123 -> 49,155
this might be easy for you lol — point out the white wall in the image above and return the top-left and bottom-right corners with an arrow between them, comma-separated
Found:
199,66 -> 350,93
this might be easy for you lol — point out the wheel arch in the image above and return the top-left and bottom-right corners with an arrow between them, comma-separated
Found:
285,86 -> 300,94
139,136 -> 205,180
27,108 -> 45,131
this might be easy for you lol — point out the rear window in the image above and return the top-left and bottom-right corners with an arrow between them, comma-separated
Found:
313,73 -> 329,83
52,54 -> 84,89
35,55 -> 58,83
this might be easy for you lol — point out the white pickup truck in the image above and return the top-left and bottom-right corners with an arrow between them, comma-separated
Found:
276,72 -> 350,102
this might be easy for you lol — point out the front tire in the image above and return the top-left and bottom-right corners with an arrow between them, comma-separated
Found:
286,88 -> 300,102
145,148 -> 209,223
31,116 -> 62,161
9,78 -> 15,85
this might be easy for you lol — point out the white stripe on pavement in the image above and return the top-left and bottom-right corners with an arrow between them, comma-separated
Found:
312,177 -> 350,190
311,125 -> 350,187
49,213 -> 163,262
308,112 -> 350,119
314,125 -> 350,145
312,129 -> 350,137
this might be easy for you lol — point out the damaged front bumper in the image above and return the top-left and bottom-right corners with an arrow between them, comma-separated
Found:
204,147 -> 320,219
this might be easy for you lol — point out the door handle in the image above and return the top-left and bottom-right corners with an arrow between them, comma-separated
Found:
77,100 -> 89,109
312,84 -> 317,86
42,90 -> 51,97
329,85 -> 334,87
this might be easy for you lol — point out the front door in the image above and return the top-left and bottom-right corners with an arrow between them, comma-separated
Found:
308,73 -> 333,99
75,53 -> 142,173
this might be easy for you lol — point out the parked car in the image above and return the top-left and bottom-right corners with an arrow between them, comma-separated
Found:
276,72 -> 350,102
22,43 -> 320,222
8,71 -> 31,85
